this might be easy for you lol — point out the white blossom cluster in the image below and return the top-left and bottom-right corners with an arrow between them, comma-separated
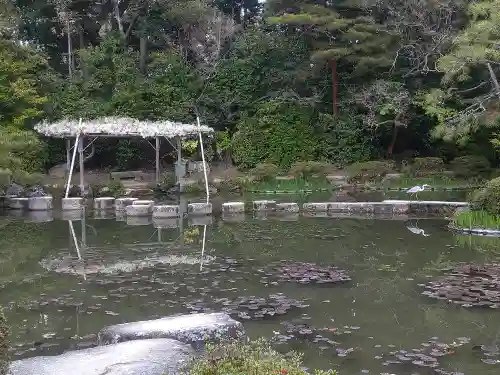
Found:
34,117 -> 214,138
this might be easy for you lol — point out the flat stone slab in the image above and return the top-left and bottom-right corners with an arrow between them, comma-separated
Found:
94,197 -> 115,210
9,338 -> 193,375
28,196 -> 53,211
253,200 -> 276,211
133,200 -> 155,206
153,205 -> 180,218
382,200 -> 468,206
188,202 -> 212,216
115,197 -> 138,211
222,202 -> 245,214
276,202 -> 299,213
98,312 -> 244,347
303,202 -> 330,212
126,204 -> 152,217
62,197 -> 84,210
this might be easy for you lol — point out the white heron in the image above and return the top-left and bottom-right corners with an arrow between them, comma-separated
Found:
406,184 -> 430,200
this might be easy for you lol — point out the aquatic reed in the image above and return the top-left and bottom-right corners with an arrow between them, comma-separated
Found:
452,210 -> 500,230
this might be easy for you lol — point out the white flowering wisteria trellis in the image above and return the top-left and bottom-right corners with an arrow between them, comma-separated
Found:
34,117 -> 214,199
34,117 -> 214,138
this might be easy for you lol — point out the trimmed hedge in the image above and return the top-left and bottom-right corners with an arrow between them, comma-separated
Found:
288,161 -> 331,178
404,157 -> 445,177
346,160 -> 394,183
451,155 -> 490,179
250,163 -> 280,182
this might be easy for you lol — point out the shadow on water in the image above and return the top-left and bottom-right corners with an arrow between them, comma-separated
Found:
0,209 -> 499,374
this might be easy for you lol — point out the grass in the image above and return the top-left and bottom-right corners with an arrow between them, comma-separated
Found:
452,210 -> 500,230
248,176 -> 331,193
382,175 -> 480,189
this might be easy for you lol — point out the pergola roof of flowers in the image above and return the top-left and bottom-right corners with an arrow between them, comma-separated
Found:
34,117 -> 214,138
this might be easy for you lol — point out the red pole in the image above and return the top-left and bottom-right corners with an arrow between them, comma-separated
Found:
331,59 -> 338,115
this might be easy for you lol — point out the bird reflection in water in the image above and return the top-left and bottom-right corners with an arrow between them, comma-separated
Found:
406,219 -> 430,236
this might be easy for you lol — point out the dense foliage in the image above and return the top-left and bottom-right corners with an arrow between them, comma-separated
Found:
185,339 -> 336,375
1,0 -> 500,171
470,177 -> 500,215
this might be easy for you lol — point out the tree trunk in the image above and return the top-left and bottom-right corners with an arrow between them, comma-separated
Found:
387,113 -> 404,155
78,23 -> 88,81
139,36 -> 147,74
331,59 -> 338,115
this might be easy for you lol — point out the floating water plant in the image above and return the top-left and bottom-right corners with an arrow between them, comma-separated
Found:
378,336 -> 471,373
421,263 -> 500,308
184,294 -> 309,320
258,262 -> 351,285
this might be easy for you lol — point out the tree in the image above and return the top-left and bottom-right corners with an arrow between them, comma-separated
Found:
213,0 -> 261,25
367,0 -> 468,78
231,99 -> 321,168
266,0 -> 395,114
198,27 -> 311,131
415,0 -> 500,146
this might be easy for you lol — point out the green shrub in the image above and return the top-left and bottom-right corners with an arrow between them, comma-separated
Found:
231,100 -> 320,169
318,114 -> 379,167
0,169 -> 11,189
346,160 -> 394,183
218,177 -> 248,192
404,157 -> 445,177
105,181 -> 126,197
250,163 -> 280,182
470,177 -> 500,215
161,172 -> 176,188
185,338 -> 336,375
12,170 -> 44,187
288,161 -> 331,178
450,155 -> 490,179
0,308 -> 10,374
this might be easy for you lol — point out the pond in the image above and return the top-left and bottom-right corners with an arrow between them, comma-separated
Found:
0,209 -> 499,375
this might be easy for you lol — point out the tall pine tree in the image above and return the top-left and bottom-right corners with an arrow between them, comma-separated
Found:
266,0 -> 394,114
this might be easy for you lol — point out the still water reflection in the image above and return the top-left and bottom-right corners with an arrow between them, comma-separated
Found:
0,211 -> 499,374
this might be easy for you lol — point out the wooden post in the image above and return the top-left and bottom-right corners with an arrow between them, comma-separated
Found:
65,134 -> 80,198
79,136 -> 85,196
155,137 -> 160,182
66,139 -> 71,171
176,136 -> 182,183
196,116 -> 210,204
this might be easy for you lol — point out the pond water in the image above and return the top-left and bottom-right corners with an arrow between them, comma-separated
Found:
1,208 -> 499,375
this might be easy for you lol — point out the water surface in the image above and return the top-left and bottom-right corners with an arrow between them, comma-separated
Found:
0,210 -> 499,374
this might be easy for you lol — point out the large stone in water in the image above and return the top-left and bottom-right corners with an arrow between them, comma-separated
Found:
98,312 -> 245,347
8,338 -> 193,375
5,183 -> 25,197
26,184 -> 49,197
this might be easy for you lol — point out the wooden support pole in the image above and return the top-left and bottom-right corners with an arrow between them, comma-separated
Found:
66,139 -> 71,171
155,137 -> 160,182
79,136 -> 85,196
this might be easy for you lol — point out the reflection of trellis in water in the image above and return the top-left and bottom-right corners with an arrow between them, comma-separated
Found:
63,213 -> 210,280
